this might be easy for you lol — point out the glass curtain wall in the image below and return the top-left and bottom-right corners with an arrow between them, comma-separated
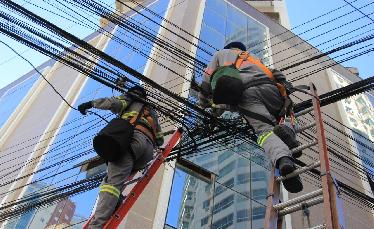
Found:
6,1 -> 169,228
166,1 -> 272,229
0,69 -> 46,129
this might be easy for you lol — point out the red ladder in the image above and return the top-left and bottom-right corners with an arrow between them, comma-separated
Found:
83,128 -> 182,229
264,83 -> 345,229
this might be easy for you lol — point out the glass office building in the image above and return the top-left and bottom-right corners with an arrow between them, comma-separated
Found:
0,0 -> 169,227
1,0 -> 373,228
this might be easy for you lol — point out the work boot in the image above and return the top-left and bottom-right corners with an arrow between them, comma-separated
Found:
273,125 -> 302,158
277,157 -> 303,193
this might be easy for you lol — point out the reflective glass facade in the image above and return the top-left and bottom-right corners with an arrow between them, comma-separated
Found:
5,1 -> 169,228
166,1 -> 272,228
0,72 -> 41,129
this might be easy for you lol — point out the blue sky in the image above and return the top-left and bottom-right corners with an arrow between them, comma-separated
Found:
1,0 -> 373,90
0,0 -> 373,225
285,0 -> 373,79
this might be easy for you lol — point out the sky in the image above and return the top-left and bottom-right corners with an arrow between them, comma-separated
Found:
285,0 -> 373,80
0,0 -> 373,225
1,0 -> 373,90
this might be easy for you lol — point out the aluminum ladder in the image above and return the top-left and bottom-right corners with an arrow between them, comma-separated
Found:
264,83 -> 345,229
83,128 -> 182,229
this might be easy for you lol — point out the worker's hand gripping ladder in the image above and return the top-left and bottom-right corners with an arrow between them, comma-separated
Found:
264,83 -> 345,229
83,128 -> 183,229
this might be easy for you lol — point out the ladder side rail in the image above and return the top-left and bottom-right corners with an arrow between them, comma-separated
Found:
310,83 -> 338,229
264,167 -> 282,229
103,128 -> 182,229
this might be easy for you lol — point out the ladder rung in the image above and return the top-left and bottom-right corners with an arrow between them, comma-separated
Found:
279,196 -> 324,216
273,189 -> 323,210
309,224 -> 326,229
291,140 -> 318,154
296,121 -> 316,133
276,161 -> 321,182
294,107 -> 314,118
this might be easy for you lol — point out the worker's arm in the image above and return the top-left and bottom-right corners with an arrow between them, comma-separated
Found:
198,52 -> 220,108
78,93 -> 131,115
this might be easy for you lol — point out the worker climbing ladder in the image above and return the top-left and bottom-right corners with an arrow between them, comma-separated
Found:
83,128 -> 182,229
264,83 -> 345,229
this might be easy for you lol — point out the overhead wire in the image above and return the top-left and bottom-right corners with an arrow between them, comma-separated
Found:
0,0 -> 374,218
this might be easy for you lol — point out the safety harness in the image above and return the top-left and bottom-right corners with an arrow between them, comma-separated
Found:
209,50 -> 294,126
122,106 -> 158,143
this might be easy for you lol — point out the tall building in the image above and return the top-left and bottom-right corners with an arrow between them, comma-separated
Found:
3,183 -> 77,229
0,0 -> 373,229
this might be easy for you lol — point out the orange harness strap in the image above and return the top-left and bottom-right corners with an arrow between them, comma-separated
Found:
234,51 -> 287,97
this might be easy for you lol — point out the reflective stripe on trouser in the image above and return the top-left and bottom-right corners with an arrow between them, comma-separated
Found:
99,184 -> 120,198
238,85 -> 292,165
257,131 -> 273,147
88,130 -> 154,229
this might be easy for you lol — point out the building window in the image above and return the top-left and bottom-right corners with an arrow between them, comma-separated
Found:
215,178 -> 234,197
237,191 -> 251,202
212,213 -> 234,229
349,118 -> 358,127
186,191 -> 193,200
356,96 -> 367,106
252,207 -> 266,220
218,161 -> 235,177
181,221 -> 189,229
251,155 -> 265,166
184,206 -> 192,219
364,118 -> 374,126
237,173 -> 251,184
252,171 -> 267,182
203,200 -> 210,210
201,216 -> 209,226
237,208 -> 250,222
218,151 -> 232,163
201,161 -> 216,169
189,177 -> 196,186
213,195 -> 234,215
253,188 -> 267,200
237,159 -> 249,168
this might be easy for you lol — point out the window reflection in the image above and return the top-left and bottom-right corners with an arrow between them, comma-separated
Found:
11,1 -> 169,228
171,0 -> 272,228
0,72 -> 40,129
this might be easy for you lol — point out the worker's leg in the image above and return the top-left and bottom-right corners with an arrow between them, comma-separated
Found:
239,86 -> 302,193
89,131 -> 154,229
240,102 -> 291,166
239,86 -> 292,165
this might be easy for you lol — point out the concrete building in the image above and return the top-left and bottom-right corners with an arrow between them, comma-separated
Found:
0,0 -> 373,229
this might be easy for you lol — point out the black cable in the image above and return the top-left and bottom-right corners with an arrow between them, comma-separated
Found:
0,40 -> 110,123
342,0 -> 374,22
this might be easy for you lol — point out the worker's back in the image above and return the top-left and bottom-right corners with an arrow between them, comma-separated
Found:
205,49 -> 271,85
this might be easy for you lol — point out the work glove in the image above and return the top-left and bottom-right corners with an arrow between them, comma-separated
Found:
78,101 -> 93,115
